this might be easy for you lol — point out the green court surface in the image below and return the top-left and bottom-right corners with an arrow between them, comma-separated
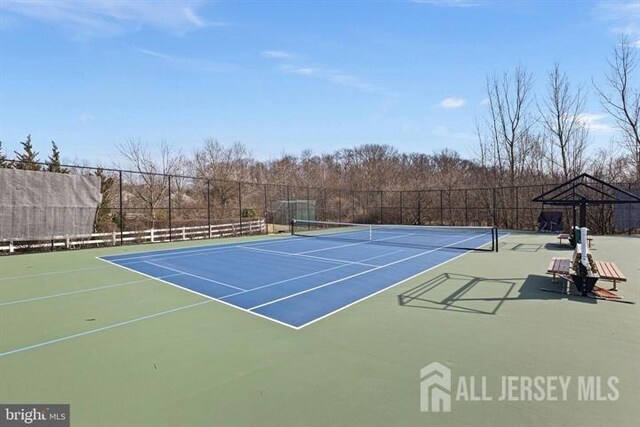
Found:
1,233 -> 639,426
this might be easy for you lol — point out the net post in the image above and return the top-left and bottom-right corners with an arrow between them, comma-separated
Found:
290,219 -> 295,235
369,224 -> 373,241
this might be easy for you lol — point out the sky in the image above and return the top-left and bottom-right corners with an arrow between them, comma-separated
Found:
0,0 -> 639,165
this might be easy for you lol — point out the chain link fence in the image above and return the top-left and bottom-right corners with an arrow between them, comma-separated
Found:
1,160 -> 638,253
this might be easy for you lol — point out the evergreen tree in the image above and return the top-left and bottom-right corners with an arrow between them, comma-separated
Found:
0,141 -> 8,168
47,141 -> 69,173
13,135 -> 41,171
94,168 -> 117,232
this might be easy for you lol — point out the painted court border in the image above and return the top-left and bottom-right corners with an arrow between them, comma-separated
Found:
97,232 -> 500,329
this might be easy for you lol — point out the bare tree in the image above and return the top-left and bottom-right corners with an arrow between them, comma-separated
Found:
117,139 -> 183,228
539,63 -> 589,180
483,66 -> 535,187
595,35 -> 640,181
191,139 -> 254,219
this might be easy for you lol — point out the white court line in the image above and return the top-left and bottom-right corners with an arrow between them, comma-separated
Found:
0,274 -> 183,307
248,232 -> 491,311
143,261 -> 247,292
100,235 -> 299,263
0,265 -> 110,283
98,257 -> 298,329
91,232 -> 506,331
240,246 -> 378,268
292,232 -> 508,329
220,249 -> 405,300
294,232 -> 415,255
294,231 -> 510,329
296,240 -> 372,255
0,300 -> 212,358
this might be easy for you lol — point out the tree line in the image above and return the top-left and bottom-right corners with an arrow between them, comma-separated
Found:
0,36 -> 638,233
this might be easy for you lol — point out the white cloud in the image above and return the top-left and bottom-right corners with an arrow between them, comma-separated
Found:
0,0 -> 210,36
596,1 -> 640,22
136,47 -> 234,72
439,97 -> 467,109
261,50 -> 294,59
280,64 -> 318,76
595,1 -> 640,44
479,97 -> 490,106
78,113 -> 95,122
263,51 -> 390,95
277,63 -> 389,94
577,113 -> 616,133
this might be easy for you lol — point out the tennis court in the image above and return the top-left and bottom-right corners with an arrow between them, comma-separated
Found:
99,221 -> 498,328
2,231 -> 639,427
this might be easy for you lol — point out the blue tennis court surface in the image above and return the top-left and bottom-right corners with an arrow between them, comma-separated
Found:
99,229 -> 497,328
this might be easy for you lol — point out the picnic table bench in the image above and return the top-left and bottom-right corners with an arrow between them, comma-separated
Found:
547,257 -> 571,282
594,260 -> 627,291
557,233 -> 593,247
545,250 -> 627,292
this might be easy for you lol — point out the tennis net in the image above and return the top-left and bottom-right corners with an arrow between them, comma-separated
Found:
291,219 -> 498,252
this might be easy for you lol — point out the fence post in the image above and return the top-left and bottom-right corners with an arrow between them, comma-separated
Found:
323,188 -> 327,221
400,191 -> 403,224
307,186 -> 311,221
418,191 -> 422,225
338,190 -> 342,222
440,190 -> 444,225
492,187 -> 497,227
352,190 -> 355,223
515,186 -> 519,230
238,182 -> 243,236
263,184 -> 268,226
379,191 -> 383,224
119,170 -> 124,246
207,179 -> 212,239
168,175 -> 172,242
286,185 -> 291,224
464,189 -> 468,226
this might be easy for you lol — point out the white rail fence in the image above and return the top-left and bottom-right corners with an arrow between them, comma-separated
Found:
1,219 -> 266,253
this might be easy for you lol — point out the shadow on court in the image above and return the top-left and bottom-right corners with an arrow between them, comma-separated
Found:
543,242 -> 574,251
397,273 -> 596,314
510,243 -> 545,252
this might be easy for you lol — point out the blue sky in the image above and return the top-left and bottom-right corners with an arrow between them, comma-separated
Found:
0,0 -> 638,164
